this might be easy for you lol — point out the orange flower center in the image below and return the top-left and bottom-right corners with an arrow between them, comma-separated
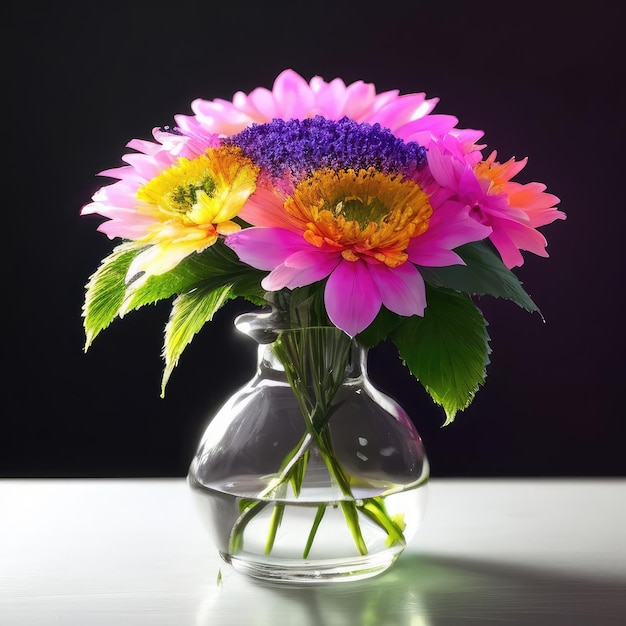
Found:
284,168 -> 432,267
474,154 -> 519,193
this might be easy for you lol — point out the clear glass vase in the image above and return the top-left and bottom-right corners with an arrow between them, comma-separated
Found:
187,308 -> 430,583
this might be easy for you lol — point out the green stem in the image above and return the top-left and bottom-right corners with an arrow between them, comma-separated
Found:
259,433 -> 312,499
228,499 -> 267,554
271,328 -> 369,555
264,503 -> 285,554
339,501 -> 368,555
229,323 -> 407,559
358,497 -> 406,548
303,505 -> 327,559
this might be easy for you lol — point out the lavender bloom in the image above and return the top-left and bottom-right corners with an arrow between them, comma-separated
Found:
226,116 -> 427,179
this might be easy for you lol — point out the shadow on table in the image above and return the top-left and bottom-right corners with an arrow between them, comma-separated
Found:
197,553 -> 626,626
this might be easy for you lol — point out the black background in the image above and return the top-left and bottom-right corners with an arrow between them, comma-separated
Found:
4,1 -> 624,478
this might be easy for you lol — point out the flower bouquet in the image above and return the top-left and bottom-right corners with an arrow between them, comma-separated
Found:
82,69 -> 564,581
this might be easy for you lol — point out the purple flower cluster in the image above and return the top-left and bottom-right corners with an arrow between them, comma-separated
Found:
226,116 -> 427,179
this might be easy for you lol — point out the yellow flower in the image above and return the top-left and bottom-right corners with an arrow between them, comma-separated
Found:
129,146 -> 259,279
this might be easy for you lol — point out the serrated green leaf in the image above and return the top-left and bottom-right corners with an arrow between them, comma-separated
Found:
161,284 -> 233,395
420,241 -> 539,313
82,243 -> 143,349
124,240 -> 267,314
390,286 -> 491,425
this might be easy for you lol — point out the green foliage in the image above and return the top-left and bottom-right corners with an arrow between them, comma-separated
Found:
83,240 -> 269,388
123,241 -> 267,313
421,241 -> 539,313
391,286 -> 491,425
82,243 -> 142,349
356,306 -> 403,348
161,284 -> 233,394
264,284 -> 330,329
82,238 -> 521,425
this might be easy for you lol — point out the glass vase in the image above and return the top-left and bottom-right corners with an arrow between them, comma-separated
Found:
187,309 -> 430,583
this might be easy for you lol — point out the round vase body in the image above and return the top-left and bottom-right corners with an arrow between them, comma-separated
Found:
188,314 -> 429,583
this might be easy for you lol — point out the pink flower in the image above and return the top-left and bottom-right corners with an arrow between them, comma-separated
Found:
82,69 -> 482,262
175,69 -> 482,148
82,69 -> 485,248
427,140 -> 565,268
228,169 -> 491,337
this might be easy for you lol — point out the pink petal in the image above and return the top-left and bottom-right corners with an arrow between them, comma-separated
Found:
226,228 -> 303,270
272,69 -> 315,119
189,99 -> 253,135
408,200 -> 491,267
447,129 -> 486,156
96,166 -> 140,184
126,138 -> 161,155
341,81 -> 378,120
488,229 -> 525,269
247,87 -> 281,120
368,263 -> 426,317
507,183 -> 565,227
458,165 -> 488,200
395,114 -> 459,143
121,153 -> 169,180
283,248 -> 339,271
472,185 -> 531,224
370,93 -> 431,130
238,186 -> 302,234
426,141 -> 463,189
96,214 -> 157,240
490,219 -> 549,268
410,248 -> 465,267
309,76 -> 349,119
262,250 -> 340,290
324,260 -> 381,337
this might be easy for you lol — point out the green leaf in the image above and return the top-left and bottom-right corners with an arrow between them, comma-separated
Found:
161,284 -> 233,394
390,286 -> 491,425
82,243 -> 142,349
264,284 -> 330,328
356,306 -> 403,348
420,241 -> 539,313
124,240 -> 267,314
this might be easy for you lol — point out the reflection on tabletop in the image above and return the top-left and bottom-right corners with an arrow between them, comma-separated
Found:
198,552 -> 626,626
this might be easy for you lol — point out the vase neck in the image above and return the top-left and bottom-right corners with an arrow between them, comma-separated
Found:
258,336 -> 366,380
235,308 -> 369,384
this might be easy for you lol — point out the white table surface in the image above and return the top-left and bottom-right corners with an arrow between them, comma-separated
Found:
1,478 -> 625,625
